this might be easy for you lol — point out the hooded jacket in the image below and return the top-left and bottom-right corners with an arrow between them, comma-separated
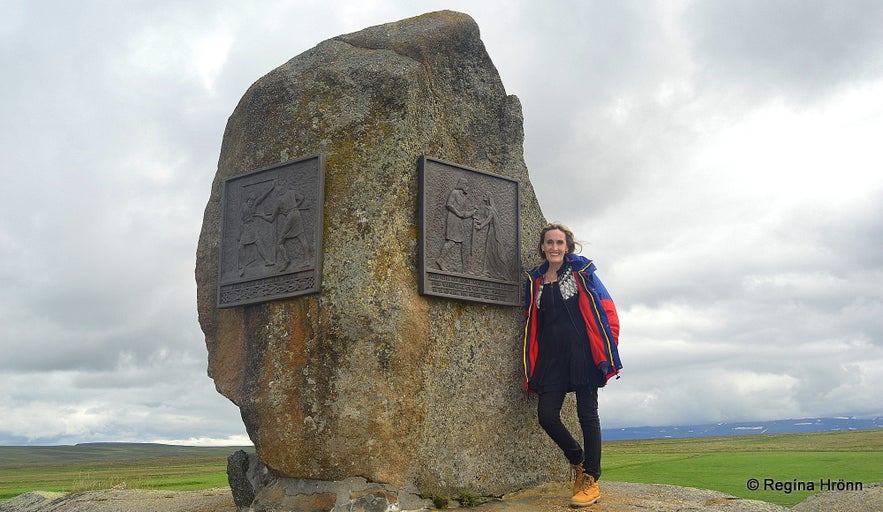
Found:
522,254 -> 622,391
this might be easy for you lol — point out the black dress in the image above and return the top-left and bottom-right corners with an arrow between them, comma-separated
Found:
532,275 -> 604,393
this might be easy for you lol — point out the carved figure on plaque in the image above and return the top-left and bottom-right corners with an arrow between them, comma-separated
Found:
237,184 -> 276,276
435,177 -> 477,273
262,178 -> 311,272
418,156 -> 520,306
474,192 -> 508,279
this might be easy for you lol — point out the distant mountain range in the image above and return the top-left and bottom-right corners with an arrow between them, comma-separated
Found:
603,416 -> 883,441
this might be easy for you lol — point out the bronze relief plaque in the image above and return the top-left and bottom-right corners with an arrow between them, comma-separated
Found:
217,154 -> 324,308
418,156 -> 520,306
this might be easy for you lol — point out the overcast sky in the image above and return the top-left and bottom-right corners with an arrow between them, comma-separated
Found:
1,1 -> 881,446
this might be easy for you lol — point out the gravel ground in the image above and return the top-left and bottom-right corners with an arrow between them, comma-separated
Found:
3,481 -> 880,512
0,488 -> 237,512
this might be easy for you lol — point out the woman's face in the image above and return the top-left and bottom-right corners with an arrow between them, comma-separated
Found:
542,229 -> 567,265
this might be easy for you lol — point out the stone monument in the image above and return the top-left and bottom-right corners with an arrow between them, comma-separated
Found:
196,10 -> 557,510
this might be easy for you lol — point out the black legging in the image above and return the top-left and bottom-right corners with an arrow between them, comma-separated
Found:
537,385 -> 602,480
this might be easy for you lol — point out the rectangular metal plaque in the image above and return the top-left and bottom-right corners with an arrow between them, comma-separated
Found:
217,154 -> 324,308
418,156 -> 520,306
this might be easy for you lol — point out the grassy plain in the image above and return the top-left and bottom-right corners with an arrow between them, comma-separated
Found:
1,431 -> 881,507
603,428 -> 883,507
0,443 -> 253,501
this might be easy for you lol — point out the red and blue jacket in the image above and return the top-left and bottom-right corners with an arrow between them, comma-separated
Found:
522,254 -> 622,391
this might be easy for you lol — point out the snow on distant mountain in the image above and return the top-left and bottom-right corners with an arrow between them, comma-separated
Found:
603,416 -> 883,441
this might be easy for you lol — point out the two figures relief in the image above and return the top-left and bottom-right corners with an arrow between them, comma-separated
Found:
435,176 -> 509,280
237,177 -> 312,278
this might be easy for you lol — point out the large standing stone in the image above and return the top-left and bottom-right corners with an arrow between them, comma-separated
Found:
195,10 -> 555,499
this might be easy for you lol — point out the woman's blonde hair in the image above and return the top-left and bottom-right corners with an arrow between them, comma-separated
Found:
537,223 -> 582,261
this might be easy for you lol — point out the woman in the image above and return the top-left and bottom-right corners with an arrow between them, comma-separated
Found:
474,193 -> 507,279
522,223 -> 622,507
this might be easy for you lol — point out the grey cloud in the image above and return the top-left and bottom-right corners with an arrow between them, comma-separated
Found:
683,0 -> 883,101
816,191 -> 883,269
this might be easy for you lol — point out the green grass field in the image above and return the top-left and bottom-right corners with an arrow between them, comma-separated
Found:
603,429 -> 883,506
1,431 -> 880,507
0,443 -> 253,502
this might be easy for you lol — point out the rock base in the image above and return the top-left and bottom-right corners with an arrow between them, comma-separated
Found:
225,449 -> 800,512
227,450 -> 433,512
